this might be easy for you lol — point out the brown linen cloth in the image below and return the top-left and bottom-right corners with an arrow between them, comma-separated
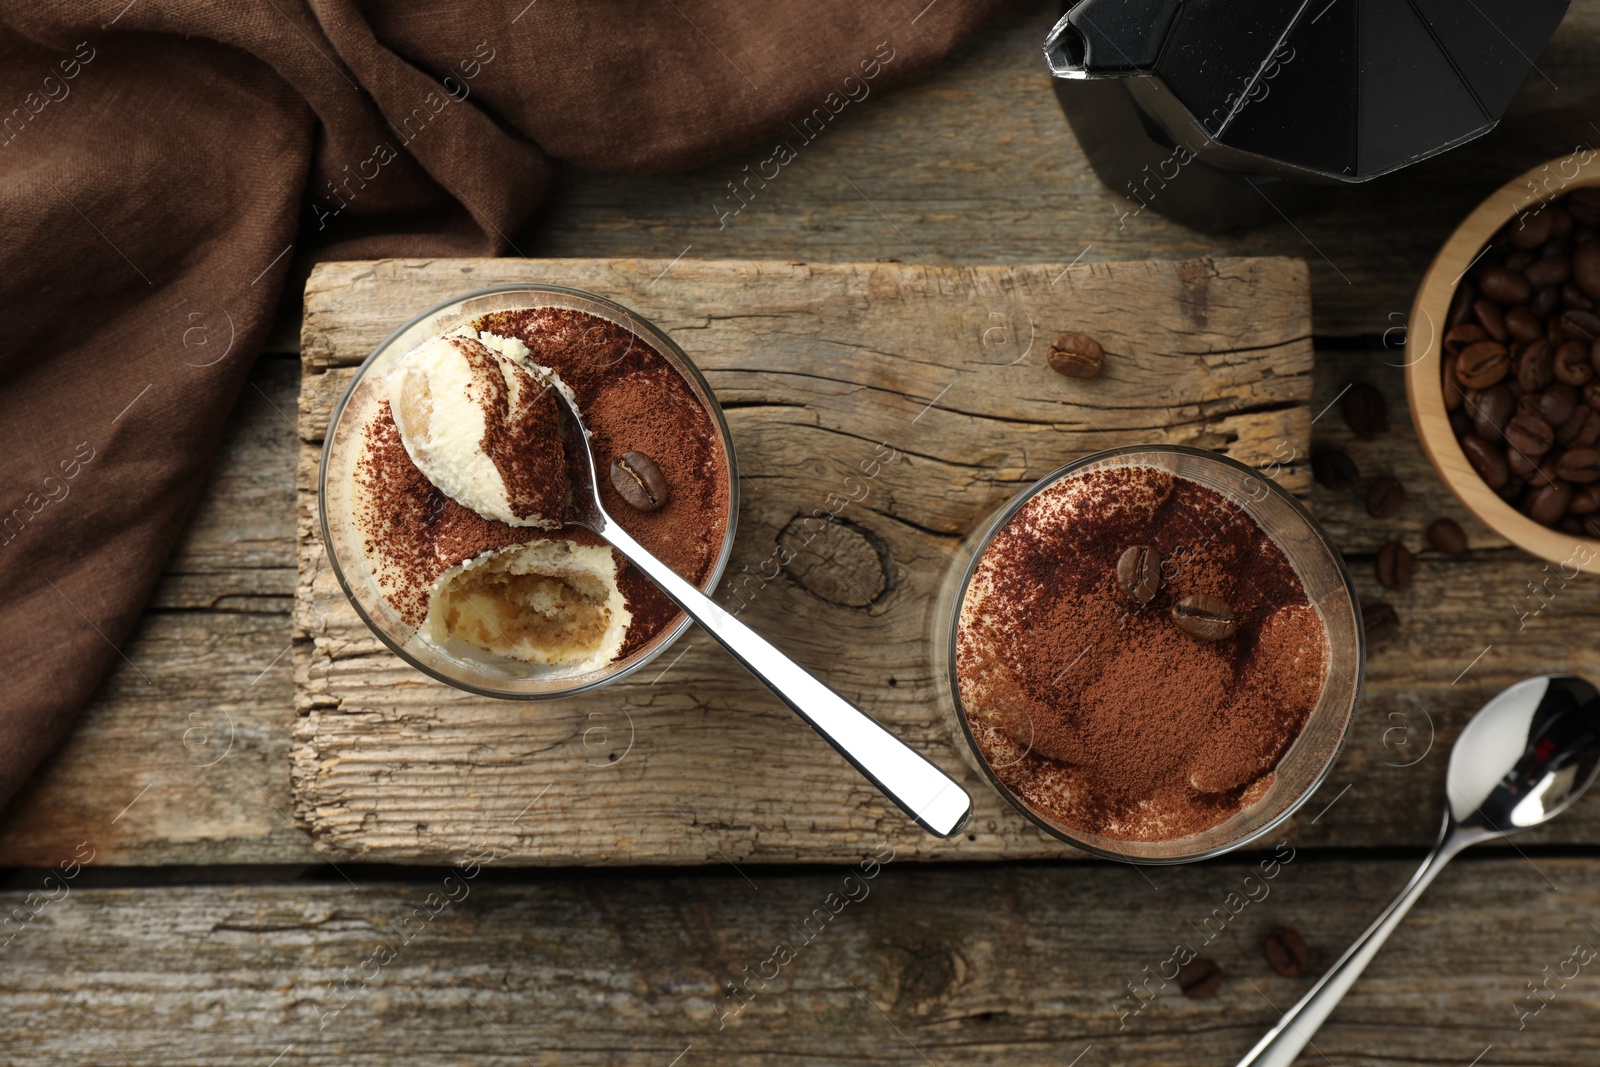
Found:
0,1 -> 1009,810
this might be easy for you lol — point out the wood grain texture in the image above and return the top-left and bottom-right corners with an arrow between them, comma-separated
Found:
291,256 -> 1315,865
519,2 -> 1600,338
4,855 -> 1598,1064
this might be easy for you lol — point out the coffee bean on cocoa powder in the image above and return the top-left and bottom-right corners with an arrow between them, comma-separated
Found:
1443,191 -> 1600,535
610,451 -> 670,511
1376,541 -> 1414,590
1362,600 -> 1400,645
1456,341 -> 1511,389
1172,595 -> 1237,641
1342,382 -> 1388,438
1311,447 -> 1359,491
1048,333 -> 1105,379
1116,544 -> 1162,605
1426,517 -> 1469,554
1177,958 -> 1224,1000
1264,926 -> 1312,978
1366,476 -> 1406,518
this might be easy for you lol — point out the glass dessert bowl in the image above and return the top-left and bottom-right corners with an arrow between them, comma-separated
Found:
319,284 -> 738,699
934,445 -> 1363,863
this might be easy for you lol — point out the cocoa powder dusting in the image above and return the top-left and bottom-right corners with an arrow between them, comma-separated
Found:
956,466 -> 1329,842
355,306 -> 732,658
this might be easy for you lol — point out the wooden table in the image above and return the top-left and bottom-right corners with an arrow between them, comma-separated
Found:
6,3 -> 1600,1062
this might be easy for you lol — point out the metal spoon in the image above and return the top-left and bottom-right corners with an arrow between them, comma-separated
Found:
1237,674 -> 1600,1067
548,386 -> 973,838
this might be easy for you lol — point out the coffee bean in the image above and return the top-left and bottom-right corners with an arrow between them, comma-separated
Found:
1376,541 -> 1414,590
1443,324 -> 1488,355
1366,476 -> 1406,518
1469,384 -> 1514,441
1572,484 -> 1600,515
1562,309 -> 1600,343
1264,926 -> 1312,978
1456,341 -> 1510,389
1479,266 -> 1532,305
1560,405 -> 1600,448
1555,339 -> 1596,385
1526,254 -> 1571,287
1556,446 -> 1600,483
1540,382 -> 1580,426
1585,382 -> 1600,411
1498,472 -> 1527,500
1172,595 -> 1236,641
1508,445 -> 1541,481
1505,412 -> 1556,456
609,451 -> 670,512
1532,284 -> 1562,318
1443,355 -> 1465,411
1511,208 -> 1555,249
1426,517 -> 1468,554
1505,307 -> 1544,343
1461,433 -> 1510,490
1048,333 -> 1105,379
1474,299 -> 1508,341
1575,240 -> 1600,300
1311,447 -> 1359,491
1448,281 -> 1476,327
1342,382 -> 1388,438
1528,481 -> 1573,526
1449,409 -> 1474,437
1116,545 -> 1162,605
1362,601 -> 1400,646
1177,958 -> 1224,1000
1517,339 -> 1555,391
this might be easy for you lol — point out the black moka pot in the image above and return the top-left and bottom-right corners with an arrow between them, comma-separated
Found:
1046,0 -> 1571,233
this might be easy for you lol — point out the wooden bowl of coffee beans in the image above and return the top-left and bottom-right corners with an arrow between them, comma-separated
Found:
1406,150 -> 1600,573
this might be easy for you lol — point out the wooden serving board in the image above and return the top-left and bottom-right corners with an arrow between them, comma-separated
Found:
292,256 -> 1313,865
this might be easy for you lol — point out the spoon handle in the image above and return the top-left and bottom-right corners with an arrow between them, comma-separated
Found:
599,521 -> 974,838
1234,824 -> 1469,1067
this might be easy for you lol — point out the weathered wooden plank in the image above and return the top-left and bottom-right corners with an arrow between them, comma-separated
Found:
0,359 -> 310,868
519,2 -> 1600,338
291,255 -> 1318,864
3,856 -> 1597,1064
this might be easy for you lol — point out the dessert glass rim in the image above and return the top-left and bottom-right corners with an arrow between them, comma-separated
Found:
317,282 -> 740,701
943,443 -> 1364,864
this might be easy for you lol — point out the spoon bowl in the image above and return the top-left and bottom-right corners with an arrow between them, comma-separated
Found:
1238,674 -> 1600,1067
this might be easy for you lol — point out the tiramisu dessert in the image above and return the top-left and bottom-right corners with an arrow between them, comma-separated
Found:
955,465 -> 1331,842
348,307 -> 731,674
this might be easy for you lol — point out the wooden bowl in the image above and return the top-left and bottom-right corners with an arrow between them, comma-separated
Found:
1406,150 -> 1600,574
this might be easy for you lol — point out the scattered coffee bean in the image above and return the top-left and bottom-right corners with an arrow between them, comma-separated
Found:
1048,333 -> 1106,379
1366,476 -> 1406,519
1342,383 -> 1388,439
1116,545 -> 1162,605
1376,541 -> 1414,590
1311,447 -> 1359,491
1504,412 -> 1556,456
1456,341 -> 1511,389
1362,601 -> 1400,646
1172,595 -> 1237,641
1426,517 -> 1468,554
609,450 -> 670,512
1177,958 -> 1224,1000
1264,926 -> 1311,978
